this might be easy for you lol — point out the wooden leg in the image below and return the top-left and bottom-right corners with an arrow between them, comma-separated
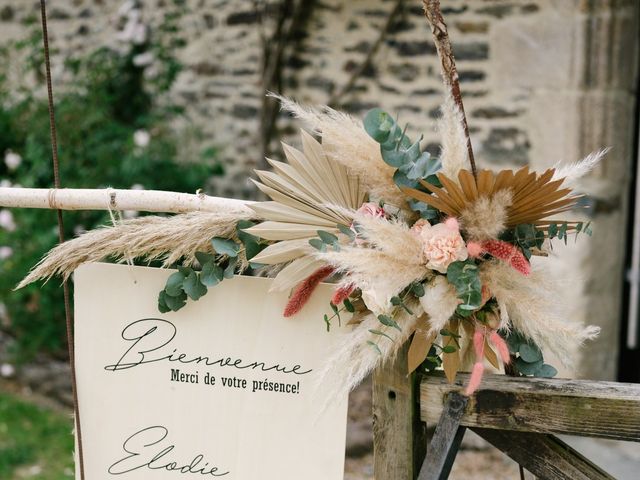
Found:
472,428 -> 615,480
417,392 -> 468,480
373,343 -> 426,480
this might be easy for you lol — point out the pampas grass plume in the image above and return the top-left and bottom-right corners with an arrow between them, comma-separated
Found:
272,94 -> 406,207
19,211 -> 256,288
438,92 -> 469,179
460,189 -> 513,240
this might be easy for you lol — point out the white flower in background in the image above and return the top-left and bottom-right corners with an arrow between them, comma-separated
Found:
131,23 -> 147,45
0,179 -> 12,188
131,183 -> 144,190
0,363 -> 15,378
133,129 -> 150,148
4,150 -> 21,171
0,246 -> 13,260
116,5 -> 147,46
133,51 -> 154,67
0,209 -> 16,231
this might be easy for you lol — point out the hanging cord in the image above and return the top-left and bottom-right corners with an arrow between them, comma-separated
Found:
39,2 -> 86,478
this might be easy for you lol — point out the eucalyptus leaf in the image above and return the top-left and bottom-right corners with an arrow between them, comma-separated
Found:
309,238 -> 326,251
224,257 -> 238,279
164,291 -> 187,311
343,299 -> 355,313
211,237 -> 240,257
201,261 -> 224,286
237,220 -> 260,244
363,108 -> 393,143
337,223 -> 356,240
409,199 -> 439,220
183,271 -> 207,301
165,271 -> 186,297
515,357 -> 543,376
519,342 -> 543,363
405,152 -> 441,181
535,363 -> 558,378
195,251 -> 215,267
378,314 -> 401,332
158,291 -> 171,313
447,260 -> 482,312
368,329 -> 395,341
317,230 -> 339,244
381,148 -> 409,168
244,239 -> 264,260
393,169 -> 420,189
367,340 -> 382,355
411,281 -> 425,297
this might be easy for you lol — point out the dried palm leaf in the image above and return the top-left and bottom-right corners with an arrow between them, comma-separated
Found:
401,167 -> 583,235
246,130 -> 366,290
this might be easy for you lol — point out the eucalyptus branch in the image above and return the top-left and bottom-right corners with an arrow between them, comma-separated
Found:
422,0 -> 477,179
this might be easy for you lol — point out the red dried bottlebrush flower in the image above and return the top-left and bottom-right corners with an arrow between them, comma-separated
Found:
465,328 -> 486,396
489,330 -> 511,364
283,266 -> 335,317
481,239 -> 531,276
331,283 -> 355,306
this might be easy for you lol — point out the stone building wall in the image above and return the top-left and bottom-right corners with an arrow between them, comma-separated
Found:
0,0 -> 638,379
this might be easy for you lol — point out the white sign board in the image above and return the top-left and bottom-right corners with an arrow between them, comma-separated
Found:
74,263 -> 348,479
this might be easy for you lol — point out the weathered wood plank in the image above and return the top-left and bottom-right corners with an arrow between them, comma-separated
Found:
420,373 -> 640,441
417,392 -> 468,480
472,428 -> 615,480
373,344 -> 426,480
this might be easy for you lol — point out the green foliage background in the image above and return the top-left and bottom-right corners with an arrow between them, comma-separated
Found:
0,19 -> 223,360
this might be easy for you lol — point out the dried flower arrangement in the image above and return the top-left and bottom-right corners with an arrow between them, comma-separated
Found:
19,91 -> 603,397
17,1 -> 605,398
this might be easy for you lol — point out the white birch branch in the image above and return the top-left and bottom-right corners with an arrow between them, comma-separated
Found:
0,187 -> 254,214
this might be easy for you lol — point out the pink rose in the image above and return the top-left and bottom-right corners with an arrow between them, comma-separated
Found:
357,202 -> 385,218
417,217 -> 468,273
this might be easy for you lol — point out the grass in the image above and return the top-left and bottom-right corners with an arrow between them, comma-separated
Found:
0,392 -> 74,479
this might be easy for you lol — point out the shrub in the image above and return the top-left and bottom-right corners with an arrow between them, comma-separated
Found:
0,9 -> 224,360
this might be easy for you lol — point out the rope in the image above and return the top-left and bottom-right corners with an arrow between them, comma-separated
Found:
39,2 -> 86,478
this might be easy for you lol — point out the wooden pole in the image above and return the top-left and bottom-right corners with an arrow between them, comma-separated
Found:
422,0 -> 477,179
0,187 -> 253,214
373,344 -> 426,479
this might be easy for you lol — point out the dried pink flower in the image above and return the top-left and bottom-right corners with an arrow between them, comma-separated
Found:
283,266 -> 334,317
481,239 -> 531,276
331,282 -> 355,306
357,202 -> 385,218
417,219 -> 468,273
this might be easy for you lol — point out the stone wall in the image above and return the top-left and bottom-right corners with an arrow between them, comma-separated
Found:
0,0 -> 638,379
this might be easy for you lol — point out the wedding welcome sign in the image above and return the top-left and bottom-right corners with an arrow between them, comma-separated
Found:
74,263 -> 349,479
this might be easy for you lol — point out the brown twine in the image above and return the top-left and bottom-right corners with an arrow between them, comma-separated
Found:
38,2 -> 86,478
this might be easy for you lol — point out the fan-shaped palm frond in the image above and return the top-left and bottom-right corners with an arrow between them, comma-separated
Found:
401,167 -> 583,234
245,130 -> 367,291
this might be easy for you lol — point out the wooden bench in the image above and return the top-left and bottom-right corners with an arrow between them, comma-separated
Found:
372,346 -> 640,480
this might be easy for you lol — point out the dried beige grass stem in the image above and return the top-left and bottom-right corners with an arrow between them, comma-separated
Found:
19,211 -> 257,288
